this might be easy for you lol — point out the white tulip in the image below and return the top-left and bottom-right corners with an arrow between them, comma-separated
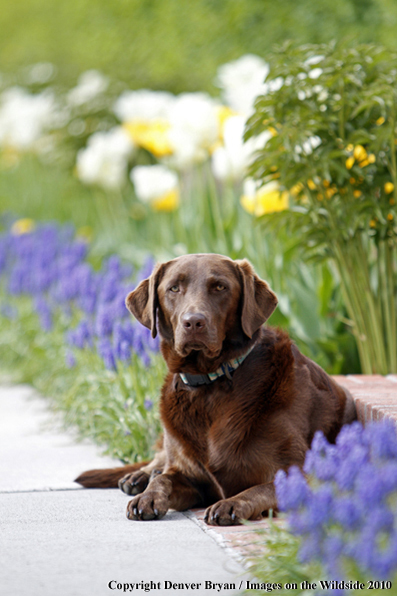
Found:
166,93 -> 219,168
211,115 -> 271,181
0,87 -> 58,150
215,54 -> 270,115
130,164 -> 178,203
67,70 -> 109,107
114,90 -> 175,122
76,127 -> 134,189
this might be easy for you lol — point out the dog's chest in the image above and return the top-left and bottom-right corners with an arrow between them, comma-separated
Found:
162,381 -> 258,468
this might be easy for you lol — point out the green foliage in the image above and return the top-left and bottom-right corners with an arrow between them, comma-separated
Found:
244,519 -> 321,596
0,296 -> 165,461
246,42 -> 397,374
1,0 -> 397,93
247,42 -> 397,246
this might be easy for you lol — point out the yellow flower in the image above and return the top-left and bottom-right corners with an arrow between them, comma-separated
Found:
384,182 -> 394,194
240,180 -> 289,217
290,182 -> 308,203
151,189 -> 180,212
326,186 -> 337,199
290,182 -> 304,196
124,119 -> 172,158
346,156 -> 355,169
345,146 -> 375,170
11,218 -> 35,235
369,219 -> 377,228
353,190 -> 362,198
346,144 -> 354,152
359,154 -> 376,167
376,116 -> 385,126
387,213 -> 394,221
307,179 -> 317,190
353,145 -> 367,162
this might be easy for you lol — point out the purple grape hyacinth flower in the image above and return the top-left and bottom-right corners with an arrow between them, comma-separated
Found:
275,420 -> 397,583
0,221 -> 160,371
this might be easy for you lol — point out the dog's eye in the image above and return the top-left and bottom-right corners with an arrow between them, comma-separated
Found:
215,283 -> 226,291
169,285 -> 179,293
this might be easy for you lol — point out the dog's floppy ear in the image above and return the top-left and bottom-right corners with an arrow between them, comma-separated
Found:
236,259 -> 278,338
125,263 -> 164,339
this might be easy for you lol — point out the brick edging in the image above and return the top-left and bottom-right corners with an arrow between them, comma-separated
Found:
332,374 -> 397,425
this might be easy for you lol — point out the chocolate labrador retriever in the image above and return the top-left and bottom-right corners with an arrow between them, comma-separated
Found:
76,254 -> 356,525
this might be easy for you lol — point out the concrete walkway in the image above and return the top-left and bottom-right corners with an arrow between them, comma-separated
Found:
0,385 -> 249,596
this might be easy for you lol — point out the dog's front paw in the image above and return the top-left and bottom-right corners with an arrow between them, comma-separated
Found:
204,499 -> 251,526
126,491 -> 169,521
118,470 -> 150,495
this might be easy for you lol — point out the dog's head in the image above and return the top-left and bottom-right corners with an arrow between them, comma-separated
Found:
126,254 -> 277,360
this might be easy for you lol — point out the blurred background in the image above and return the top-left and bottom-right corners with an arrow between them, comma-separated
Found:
2,0 -> 397,402
1,0 -> 396,92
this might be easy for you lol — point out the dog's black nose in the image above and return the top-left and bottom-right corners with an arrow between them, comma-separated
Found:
182,313 -> 207,331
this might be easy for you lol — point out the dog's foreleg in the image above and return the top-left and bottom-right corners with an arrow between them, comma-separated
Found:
125,470 -> 205,521
204,482 -> 278,526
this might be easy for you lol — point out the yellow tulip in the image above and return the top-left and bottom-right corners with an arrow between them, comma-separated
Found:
124,119 -> 173,158
11,218 -> 35,235
240,181 -> 289,217
151,189 -> 180,212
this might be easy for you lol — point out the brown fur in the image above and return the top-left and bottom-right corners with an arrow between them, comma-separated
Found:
75,254 -> 356,525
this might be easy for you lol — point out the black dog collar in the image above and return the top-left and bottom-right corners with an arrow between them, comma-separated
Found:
179,342 -> 256,387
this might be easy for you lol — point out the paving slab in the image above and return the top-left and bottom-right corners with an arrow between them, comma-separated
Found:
0,384 -> 119,492
0,490 -> 246,596
0,385 -> 248,595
